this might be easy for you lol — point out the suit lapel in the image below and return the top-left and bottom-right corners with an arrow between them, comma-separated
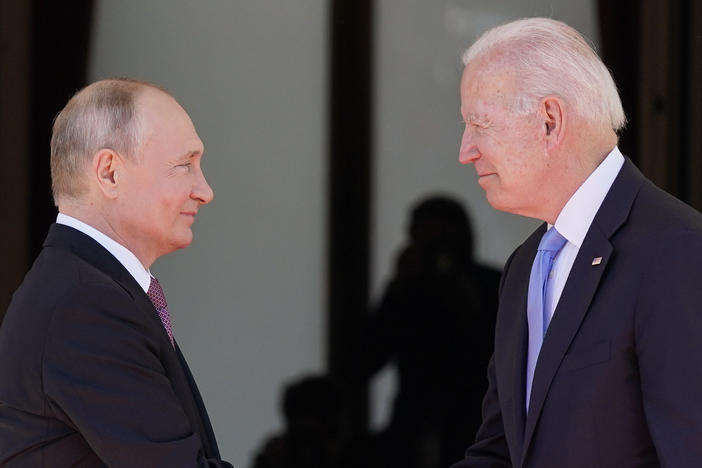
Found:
505,228 -> 544,450
519,159 -> 645,463
45,224 -> 177,348
43,224 -> 219,458
508,302 -> 528,451
175,345 -> 222,459
521,227 -> 612,454
492,226 -> 544,462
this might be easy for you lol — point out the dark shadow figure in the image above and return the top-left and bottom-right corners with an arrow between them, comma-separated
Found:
251,374 -> 379,468
360,195 -> 502,468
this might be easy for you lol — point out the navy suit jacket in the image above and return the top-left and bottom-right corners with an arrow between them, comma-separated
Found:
452,159 -> 702,467
0,224 -> 233,467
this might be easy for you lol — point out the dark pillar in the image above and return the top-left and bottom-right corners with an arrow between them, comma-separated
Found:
327,0 -> 374,432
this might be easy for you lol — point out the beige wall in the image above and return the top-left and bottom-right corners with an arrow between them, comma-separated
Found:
370,0 -> 598,428
89,0 -> 598,463
89,1 -> 327,464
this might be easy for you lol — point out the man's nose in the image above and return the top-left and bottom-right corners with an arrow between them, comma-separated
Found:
192,170 -> 214,204
459,127 -> 479,164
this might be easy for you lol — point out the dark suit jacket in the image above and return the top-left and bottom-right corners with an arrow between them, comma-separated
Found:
452,159 -> 702,467
0,224 -> 233,467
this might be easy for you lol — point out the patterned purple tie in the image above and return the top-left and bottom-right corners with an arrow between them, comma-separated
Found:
147,277 -> 175,348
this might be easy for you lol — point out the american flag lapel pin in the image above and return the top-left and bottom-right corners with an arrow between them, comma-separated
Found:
592,257 -> 603,266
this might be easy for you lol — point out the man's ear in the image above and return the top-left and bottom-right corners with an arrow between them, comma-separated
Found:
540,96 -> 566,148
93,149 -> 122,199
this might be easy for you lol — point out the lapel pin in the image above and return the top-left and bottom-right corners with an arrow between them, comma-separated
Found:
592,257 -> 603,266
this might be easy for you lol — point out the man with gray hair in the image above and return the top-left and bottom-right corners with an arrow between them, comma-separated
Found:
452,17 -> 702,467
0,78 -> 232,467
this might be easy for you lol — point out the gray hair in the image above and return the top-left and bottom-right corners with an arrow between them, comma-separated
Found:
462,17 -> 626,133
50,78 -> 166,205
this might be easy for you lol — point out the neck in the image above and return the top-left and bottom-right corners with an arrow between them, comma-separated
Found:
537,129 -> 617,224
59,202 -> 155,269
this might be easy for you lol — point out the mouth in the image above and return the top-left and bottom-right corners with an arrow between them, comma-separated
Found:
476,172 -> 496,189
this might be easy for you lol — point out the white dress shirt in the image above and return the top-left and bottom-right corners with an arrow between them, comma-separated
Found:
56,213 -> 152,293
545,146 -> 625,325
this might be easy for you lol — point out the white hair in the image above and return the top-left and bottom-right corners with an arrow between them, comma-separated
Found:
462,17 -> 626,133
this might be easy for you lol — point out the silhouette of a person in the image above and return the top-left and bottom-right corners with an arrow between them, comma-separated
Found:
360,195 -> 501,468
251,375 -> 374,468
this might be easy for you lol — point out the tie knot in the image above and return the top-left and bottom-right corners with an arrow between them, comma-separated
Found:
147,277 -> 168,311
538,227 -> 567,253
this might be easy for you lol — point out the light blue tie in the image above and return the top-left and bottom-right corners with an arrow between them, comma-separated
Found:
526,227 -> 567,410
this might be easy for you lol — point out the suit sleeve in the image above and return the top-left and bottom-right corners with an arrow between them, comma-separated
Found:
450,355 -> 511,468
43,282 -> 232,468
636,228 -> 702,467
450,252 -> 516,468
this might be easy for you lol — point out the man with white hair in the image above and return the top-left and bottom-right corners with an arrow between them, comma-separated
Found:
451,17 -> 702,467
0,78 -> 232,467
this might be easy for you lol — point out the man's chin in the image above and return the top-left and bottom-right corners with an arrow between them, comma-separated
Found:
171,231 -> 194,251
485,193 -> 511,213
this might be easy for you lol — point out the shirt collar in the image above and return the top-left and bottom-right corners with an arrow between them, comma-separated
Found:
552,146 -> 625,248
56,213 -> 152,293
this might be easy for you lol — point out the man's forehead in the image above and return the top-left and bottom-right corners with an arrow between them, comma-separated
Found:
462,64 -> 516,107
137,88 -> 183,116
138,90 -> 198,131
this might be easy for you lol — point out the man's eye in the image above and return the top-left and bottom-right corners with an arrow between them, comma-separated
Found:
471,123 -> 486,132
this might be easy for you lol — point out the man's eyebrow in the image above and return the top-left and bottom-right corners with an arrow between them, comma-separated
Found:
179,150 -> 202,160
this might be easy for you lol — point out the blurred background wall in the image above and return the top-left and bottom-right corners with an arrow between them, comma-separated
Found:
1,0 -> 699,466
89,1 -> 328,464
369,0 -> 597,430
